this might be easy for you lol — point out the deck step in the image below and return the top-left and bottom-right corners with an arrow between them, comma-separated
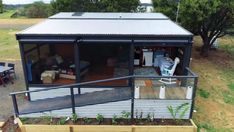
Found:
19,87 -> 131,115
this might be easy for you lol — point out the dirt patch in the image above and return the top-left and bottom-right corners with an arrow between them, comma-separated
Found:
20,117 -> 192,126
0,60 -> 26,121
2,117 -> 20,132
192,36 -> 234,131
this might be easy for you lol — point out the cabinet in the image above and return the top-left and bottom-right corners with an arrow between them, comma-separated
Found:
143,50 -> 153,66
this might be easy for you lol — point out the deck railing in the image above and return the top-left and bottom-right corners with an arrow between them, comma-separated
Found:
10,67 -> 198,120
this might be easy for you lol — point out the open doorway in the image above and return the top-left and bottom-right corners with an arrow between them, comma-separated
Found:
79,43 -> 130,86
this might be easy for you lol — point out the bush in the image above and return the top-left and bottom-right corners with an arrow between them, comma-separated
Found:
198,89 -> 210,98
25,1 -> 51,18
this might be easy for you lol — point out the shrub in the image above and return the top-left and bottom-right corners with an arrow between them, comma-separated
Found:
83,117 -> 92,124
198,89 -> 210,98
96,114 -> 104,124
112,115 -> 118,125
71,113 -> 78,123
57,117 -> 67,125
167,103 -> 189,122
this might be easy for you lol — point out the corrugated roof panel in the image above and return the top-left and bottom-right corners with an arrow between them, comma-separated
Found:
18,18 -> 192,36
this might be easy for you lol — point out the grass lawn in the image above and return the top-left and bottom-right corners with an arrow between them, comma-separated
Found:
192,36 -> 234,132
0,19 -> 43,60
0,10 -> 16,19
0,18 -> 233,131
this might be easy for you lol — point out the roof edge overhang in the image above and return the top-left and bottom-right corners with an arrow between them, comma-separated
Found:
16,34 -> 193,45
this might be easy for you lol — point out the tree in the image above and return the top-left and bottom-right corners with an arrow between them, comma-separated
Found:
50,0 -> 140,14
0,0 -> 3,13
152,0 -> 178,21
179,0 -> 234,56
98,0 -> 139,12
25,2 -> 50,18
152,0 -> 234,57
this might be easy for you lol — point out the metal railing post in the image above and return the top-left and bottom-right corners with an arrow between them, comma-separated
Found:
131,77 -> 135,122
70,87 -> 76,114
11,94 -> 19,117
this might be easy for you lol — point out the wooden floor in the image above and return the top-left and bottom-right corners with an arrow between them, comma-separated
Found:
19,87 -> 131,115
81,66 -> 128,86
140,86 -> 187,99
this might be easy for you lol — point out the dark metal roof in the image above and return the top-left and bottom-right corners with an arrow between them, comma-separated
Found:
17,12 -> 192,38
49,12 -> 168,20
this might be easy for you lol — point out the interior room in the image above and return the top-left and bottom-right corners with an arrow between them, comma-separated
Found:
79,43 -> 130,86
24,44 -> 76,85
134,46 -> 184,76
23,42 -> 185,86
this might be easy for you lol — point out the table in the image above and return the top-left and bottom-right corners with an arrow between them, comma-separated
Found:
0,66 -> 13,87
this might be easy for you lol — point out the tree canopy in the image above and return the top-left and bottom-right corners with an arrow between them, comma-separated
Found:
50,0 -> 140,13
24,2 -> 51,18
152,0 -> 177,21
180,0 -> 234,56
0,0 -> 3,13
153,0 -> 234,57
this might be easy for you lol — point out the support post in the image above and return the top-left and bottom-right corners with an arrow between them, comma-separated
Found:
181,44 -> 192,86
19,43 -> 31,101
131,77 -> 135,122
11,94 -> 19,117
70,87 -> 76,114
189,77 -> 198,118
129,41 -> 135,121
74,41 -> 81,94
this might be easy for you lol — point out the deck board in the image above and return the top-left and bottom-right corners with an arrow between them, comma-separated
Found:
140,86 -> 187,99
19,87 -> 131,115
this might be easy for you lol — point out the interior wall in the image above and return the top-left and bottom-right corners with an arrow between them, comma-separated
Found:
24,44 -> 39,64
134,46 -> 184,75
51,44 -> 74,61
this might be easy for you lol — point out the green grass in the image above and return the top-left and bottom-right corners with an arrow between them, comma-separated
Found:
221,69 -> 234,105
198,123 -> 232,132
219,36 -> 234,55
223,91 -> 234,105
220,44 -> 234,55
198,88 -> 210,98
227,83 -> 234,91
0,10 -> 17,19
0,29 -> 20,60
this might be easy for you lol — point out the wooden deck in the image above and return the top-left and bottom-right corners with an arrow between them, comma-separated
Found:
19,87 -> 131,115
140,86 -> 187,99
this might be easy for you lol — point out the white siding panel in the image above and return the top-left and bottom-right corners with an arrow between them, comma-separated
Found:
134,99 -> 192,119
29,87 -> 79,101
75,100 -> 131,118
20,108 -> 72,118
27,87 -> 192,119
80,88 -> 113,94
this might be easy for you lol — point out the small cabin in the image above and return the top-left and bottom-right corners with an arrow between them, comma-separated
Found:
13,12 -> 197,119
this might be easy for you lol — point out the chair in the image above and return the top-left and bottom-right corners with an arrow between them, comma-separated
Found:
0,73 -> 8,87
160,57 -> 180,84
0,62 -> 5,66
8,63 -> 16,79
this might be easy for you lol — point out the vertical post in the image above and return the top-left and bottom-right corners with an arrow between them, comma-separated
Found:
70,87 -> 76,114
19,43 -> 31,101
189,77 -> 198,118
129,41 -> 135,121
131,77 -> 135,121
74,41 -> 81,94
36,44 -> 40,61
181,43 -> 192,86
11,94 -> 19,117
